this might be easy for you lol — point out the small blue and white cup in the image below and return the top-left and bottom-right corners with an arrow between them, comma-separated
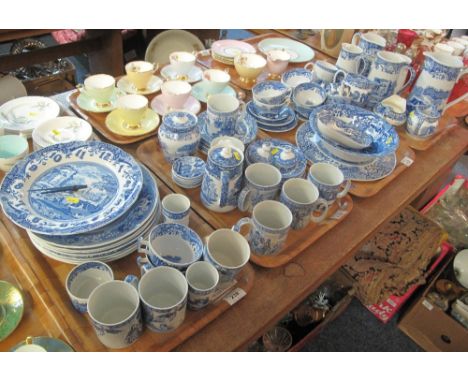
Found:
162,193 -> 190,226
65,261 -> 114,313
280,178 -> 329,230
185,261 -> 219,310
87,280 -> 143,349
238,163 -> 282,212
207,93 -> 245,139
304,60 -> 339,84
203,228 -> 250,284
233,200 -> 292,256
130,266 -> 188,333
308,163 -> 351,205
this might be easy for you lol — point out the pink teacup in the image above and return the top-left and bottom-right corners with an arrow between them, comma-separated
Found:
267,49 -> 291,77
161,80 -> 192,109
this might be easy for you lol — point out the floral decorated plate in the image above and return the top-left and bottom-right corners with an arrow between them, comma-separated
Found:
32,116 -> 93,149
258,38 -> 315,63
0,141 -> 143,235
0,280 -> 24,342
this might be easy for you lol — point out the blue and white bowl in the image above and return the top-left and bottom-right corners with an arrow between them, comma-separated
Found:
137,223 -> 203,272
252,80 -> 291,106
292,82 -> 327,118
171,156 -> 205,189
374,102 -> 406,127
281,68 -> 313,89
65,261 -> 114,313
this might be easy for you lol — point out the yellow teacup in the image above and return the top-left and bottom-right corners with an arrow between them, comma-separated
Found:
234,53 -> 267,84
82,74 -> 116,105
125,61 -> 157,91
116,94 -> 148,128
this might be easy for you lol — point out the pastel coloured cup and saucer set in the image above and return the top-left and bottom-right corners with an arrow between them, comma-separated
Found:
234,53 -> 267,84
117,60 -> 163,95
191,68 -> 236,103
77,74 -> 125,113
151,80 -> 201,115
106,94 -> 160,137
0,134 -> 29,172
10,336 -> 74,352
160,51 -> 203,83
266,49 -> 291,80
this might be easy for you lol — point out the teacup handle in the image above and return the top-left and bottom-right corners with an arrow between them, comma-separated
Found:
124,274 -> 139,289
310,198 -> 329,223
333,69 -> 347,84
232,217 -> 252,236
357,56 -> 370,76
136,256 -> 152,276
396,65 -> 416,94
137,237 -> 150,255
152,63 -> 160,74
238,100 -> 246,121
337,179 -> 351,199
76,83 -> 87,96
304,62 -> 314,71
351,32 -> 361,46
237,187 -> 252,212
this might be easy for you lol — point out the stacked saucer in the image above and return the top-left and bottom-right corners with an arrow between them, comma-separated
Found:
211,39 -> 256,65
0,141 -> 160,264
172,156 -> 206,189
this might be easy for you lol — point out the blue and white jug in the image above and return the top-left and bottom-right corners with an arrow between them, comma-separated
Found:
201,145 -> 244,213
406,103 -> 441,139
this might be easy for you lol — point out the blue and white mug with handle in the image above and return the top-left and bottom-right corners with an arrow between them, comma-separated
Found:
336,43 -> 369,75
308,163 -> 351,205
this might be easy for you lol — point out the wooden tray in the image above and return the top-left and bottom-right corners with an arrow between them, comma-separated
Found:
136,139 -> 353,268
0,177 -> 254,352
67,91 -> 159,145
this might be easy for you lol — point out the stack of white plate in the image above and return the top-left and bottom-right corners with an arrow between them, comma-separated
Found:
0,141 -> 160,264
211,39 -> 256,65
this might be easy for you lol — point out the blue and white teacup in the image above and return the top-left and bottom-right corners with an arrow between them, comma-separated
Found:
233,200 -> 292,256
336,43 -> 368,75
203,228 -> 250,284
308,163 -> 351,205
252,80 -> 291,106
137,223 -> 203,272
162,194 -> 190,226
185,261 -> 219,310
281,68 -> 313,89
292,82 -> 327,118
333,72 -> 378,108
304,60 -> 339,84
128,266 -> 188,333
237,163 -> 282,212
87,280 -> 143,349
207,93 -> 246,139
65,261 -> 114,313
280,178 -> 329,230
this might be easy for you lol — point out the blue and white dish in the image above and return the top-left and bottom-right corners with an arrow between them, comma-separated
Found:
31,165 -> 159,249
65,261 -> 114,313
0,141 -> 143,236
374,100 -> 407,127
281,68 -> 313,89
246,139 -> 307,181
246,101 -> 291,122
292,82 -> 327,119
255,114 -> 298,133
171,156 -> 205,188
295,123 -> 397,181
252,81 -> 291,105
138,223 -> 203,271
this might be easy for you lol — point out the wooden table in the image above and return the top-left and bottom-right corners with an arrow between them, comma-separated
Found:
1,32 -> 467,352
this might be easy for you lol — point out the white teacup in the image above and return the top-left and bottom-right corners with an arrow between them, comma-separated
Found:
238,163 -> 282,212
434,43 -> 455,55
162,194 -> 190,226
204,229 -> 250,284
304,60 -> 339,83
116,94 -> 148,127
308,163 -> 351,205
87,280 -> 143,349
125,60 -> 157,90
82,74 -> 116,105
169,51 -> 197,75
185,261 -> 219,310
202,69 -> 231,94
161,80 -> 192,109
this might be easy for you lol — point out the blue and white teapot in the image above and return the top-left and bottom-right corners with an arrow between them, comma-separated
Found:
201,145 -> 244,213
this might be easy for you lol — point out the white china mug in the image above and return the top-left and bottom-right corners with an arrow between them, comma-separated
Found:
304,60 -> 339,83
206,93 -> 246,138
185,261 -> 219,310
308,163 -> 351,205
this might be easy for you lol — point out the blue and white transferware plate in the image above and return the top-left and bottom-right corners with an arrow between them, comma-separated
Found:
172,156 -> 205,179
295,123 -> 396,181
198,111 -> 257,146
246,101 -> 291,123
191,81 -> 236,103
255,113 -> 298,133
258,38 -> 315,63
0,141 -> 143,235
32,165 -> 158,249
246,139 -> 307,180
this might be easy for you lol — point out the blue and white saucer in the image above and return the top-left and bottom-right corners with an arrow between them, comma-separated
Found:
295,123 -> 397,182
247,101 -> 291,122
172,156 -> 206,189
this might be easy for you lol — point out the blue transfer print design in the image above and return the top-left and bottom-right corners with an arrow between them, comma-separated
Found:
252,81 -> 291,105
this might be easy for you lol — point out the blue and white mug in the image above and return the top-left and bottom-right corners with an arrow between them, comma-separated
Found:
203,228 -> 250,284
336,43 -> 368,75
207,93 -> 245,139
87,280 -> 143,349
237,163 -> 282,212
308,163 -> 351,205
65,261 -> 114,313
280,178 -> 329,230
304,60 -> 339,84
233,200 -> 292,256
185,261 -> 219,310
129,266 -> 188,333
162,193 -> 190,226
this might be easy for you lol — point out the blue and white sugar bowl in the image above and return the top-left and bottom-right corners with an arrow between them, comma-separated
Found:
373,95 -> 407,127
158,110 -> 200,162
406,103 -> 441,140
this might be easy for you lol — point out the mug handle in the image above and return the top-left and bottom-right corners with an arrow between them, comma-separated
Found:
238,100 -> 246,121
304,62 -> 314,71
232,217 -> 252,236
136,256 -> 152,276
396,65 -> 416,94
124,274 -> 139,289
337,179 -> 351,199
137,237 -> 149,255
237,187 -> 252,212
357,56 -> 370,75
333,69 -> 347,84
351,32 -> 361,46
310,198 -> 329,223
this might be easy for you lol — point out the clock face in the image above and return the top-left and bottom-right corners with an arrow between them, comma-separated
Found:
323,29 -> 345,49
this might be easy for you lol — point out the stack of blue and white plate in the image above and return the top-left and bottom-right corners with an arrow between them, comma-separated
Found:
247,81 -> 297,133
295,103 -> 400,182
0,141 -> 160,264
171,156 -> 205,189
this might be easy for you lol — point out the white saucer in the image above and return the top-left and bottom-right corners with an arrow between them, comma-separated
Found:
191,81 -> 237,103
117,75 -> 163,95
150,95 -> 201,115
160,65 -> 203,83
